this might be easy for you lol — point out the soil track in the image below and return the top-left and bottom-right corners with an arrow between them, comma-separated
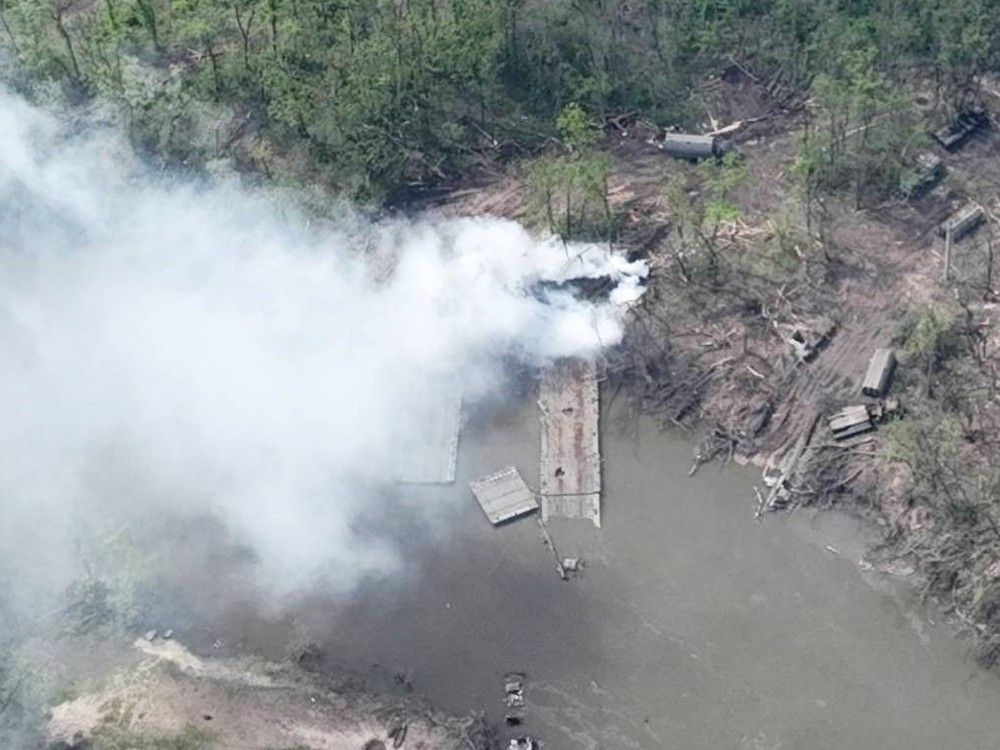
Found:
425,70 -> 962,471
417,72 -> 1000,628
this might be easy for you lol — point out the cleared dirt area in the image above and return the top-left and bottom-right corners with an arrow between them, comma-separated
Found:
47,636 -> 491,750
428,71 -> 946,464
433,68 -> 994,459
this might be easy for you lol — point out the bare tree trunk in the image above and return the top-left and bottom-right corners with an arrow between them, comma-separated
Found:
602,173 -> 613,248
268,0 -> 279,56
944,224 -> 952,282
544,186 -> 555,236
53,4 -> 83,84
136,0 -> 161,51
0,0 -> 20,56
564,189 -> 572,239
983,232 -> 993,300
206,44 -> 221,100
235,5 -> 256,71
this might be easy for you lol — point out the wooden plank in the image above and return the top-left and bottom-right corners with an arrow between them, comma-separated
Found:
829,405 -> 871,433
758,411 -> 820,517
469,466 -> 538,526
830,414 -> 871,433
539,359 -> 601,527
830,404 -> 868,419
833,420 -> 875,440
830,404 -> 868,421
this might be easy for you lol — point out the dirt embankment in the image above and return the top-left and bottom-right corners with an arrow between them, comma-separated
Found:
47,635 -> 491,750
425,66 -> 1000,659
429,66 -> 937,474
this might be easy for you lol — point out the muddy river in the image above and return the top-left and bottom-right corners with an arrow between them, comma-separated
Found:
197,387 -> 1000,749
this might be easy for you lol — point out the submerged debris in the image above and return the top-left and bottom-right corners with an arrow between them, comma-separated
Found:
504,673 -> 526,709
561,557 -> 582,573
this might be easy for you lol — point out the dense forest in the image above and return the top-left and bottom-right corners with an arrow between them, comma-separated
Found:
0,0 -> 998,200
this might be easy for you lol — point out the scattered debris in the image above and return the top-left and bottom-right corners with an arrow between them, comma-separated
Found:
561,557 -> 582,573
778,316 -> 836,362
861,348 -> 896,397
537,517 -> 570,580
469,466 -> 538,526
828,396 -> 899,441
899,151 -> 944,199
932,109 -> 988,151
937,203 -> 985,242
756,412 -> 820,517
868,397 -> 900,421
660,132 -> 725,160
508,738 -> 537,750
505,693 -> 525,709
828,404 -> 874,440
539,359 -> 601,527
705,113 -> 774,137
859,556 -> 917,577
388,722 -> 408,748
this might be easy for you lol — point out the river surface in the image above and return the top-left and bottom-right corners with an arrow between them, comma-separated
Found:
198,387 -> 1000,749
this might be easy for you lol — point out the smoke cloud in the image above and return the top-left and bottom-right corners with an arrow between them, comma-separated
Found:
0,89 -> 645,609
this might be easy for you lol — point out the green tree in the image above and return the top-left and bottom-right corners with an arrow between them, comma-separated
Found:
526,103 -> 613,241
662,151 -> 748,283
898,308 -> 957,397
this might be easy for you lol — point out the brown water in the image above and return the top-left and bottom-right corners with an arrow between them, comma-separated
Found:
192,389 -> 1000,749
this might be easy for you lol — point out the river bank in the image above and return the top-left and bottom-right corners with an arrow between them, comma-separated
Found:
140,388 -> 1000,750
419,66 -> 1000,667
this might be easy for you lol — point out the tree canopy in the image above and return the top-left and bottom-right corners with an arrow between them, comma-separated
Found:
1,0 -> 998,199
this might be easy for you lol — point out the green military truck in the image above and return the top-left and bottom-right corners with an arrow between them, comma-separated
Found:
899,151 -> 944,200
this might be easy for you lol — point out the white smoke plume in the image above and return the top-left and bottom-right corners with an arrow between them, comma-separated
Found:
0,89 -> 646,609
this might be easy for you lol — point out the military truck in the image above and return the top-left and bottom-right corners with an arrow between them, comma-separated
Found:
933,109 -> 989,151
937,203 -> 985,241
899,151 -> 944,199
